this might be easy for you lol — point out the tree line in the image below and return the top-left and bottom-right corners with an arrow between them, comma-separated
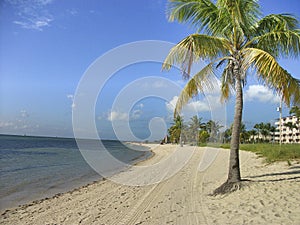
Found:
167,106 -> 300,145
167,115 -> 223,145
223,122 -> 276,144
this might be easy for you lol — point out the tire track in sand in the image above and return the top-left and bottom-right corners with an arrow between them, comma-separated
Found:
118,146 -> 209,225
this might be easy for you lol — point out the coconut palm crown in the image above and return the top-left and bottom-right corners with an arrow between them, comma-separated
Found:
162,0 -> 300,194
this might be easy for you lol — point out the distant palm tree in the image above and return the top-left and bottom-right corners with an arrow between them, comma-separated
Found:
199,129 -> 210,143
206,120 -> 223,142
256,122 -> 280,143
260,127 -> 270,142
163,0 -> 300,194
248,129 -> 257,144
262,123 -> 272,142
188,115 -> 204,144
168,115 -> 184,145
225,122 -> 247,143
269,125 -> 277,143
223,128 -> 231,143
239,123 -> 248,143
254,122 -> 264,142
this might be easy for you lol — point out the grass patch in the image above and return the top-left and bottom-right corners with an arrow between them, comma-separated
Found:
220,143 -> 300,163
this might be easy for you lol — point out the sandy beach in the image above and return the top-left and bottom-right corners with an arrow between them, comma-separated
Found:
1,144 -> 300,225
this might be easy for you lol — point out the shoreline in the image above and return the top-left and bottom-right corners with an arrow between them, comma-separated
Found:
0,142 -> 155,212
0,143 -> 159,214
1,144 -> 300,224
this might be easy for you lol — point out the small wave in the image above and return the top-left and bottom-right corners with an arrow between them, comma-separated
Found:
0,149 -> 58,157
0,163 -> 71,175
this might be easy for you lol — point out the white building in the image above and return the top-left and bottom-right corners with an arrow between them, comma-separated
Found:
275,116 -> 300,144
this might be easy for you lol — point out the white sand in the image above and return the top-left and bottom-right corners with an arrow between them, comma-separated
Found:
1,144 -> 299,225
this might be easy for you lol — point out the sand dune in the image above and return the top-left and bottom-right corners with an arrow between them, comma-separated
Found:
1,144 -> 299,224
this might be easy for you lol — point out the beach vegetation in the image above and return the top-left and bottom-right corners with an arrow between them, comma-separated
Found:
163,0 -> 300,194
220,143 -> 300,163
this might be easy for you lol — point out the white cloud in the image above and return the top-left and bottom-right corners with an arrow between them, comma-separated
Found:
7,0 -> 54,31
137,103 -> 144,108
67,94 -> 76,108
0,110 -> 31,130
14,16 -> 53,30
129,103 -> 144,120
185,100 -> 210,112
130,109 -> 142,120
175,79 -> 186,88
152,80 -> 169,88
166,96 -> 221,113
35,0 -> 54,5
107,106 -> 144,122
140,79 -> 171,90
0,117 -> 38,131
20,109 -> 29,118
67,8 -> 78,16
244,85 -> 280,103
206,95 -> 223,110
0,121 -> 14,128
6,0 -> 54,6
107,111 -> 128,122
166,96 -> 178,112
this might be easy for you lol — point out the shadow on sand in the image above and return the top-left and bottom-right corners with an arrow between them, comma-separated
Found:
245,169 -> 300,183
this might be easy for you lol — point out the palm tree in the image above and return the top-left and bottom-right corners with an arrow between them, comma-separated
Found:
269,125 -> 277,143
168,115 -> 185,145
248,129 -> 257,143
260,127 -> 270,142
262,122 -> 272,142
257,122 -> 278,143
223,128 -> 231,143
163,0 -> 300,194
239,123 -> 248,143
254,122 -> 265,142
199,129 -> 210,143
187,115 -> 204,144
224,122 -> 247,143
206,120 -> 223,142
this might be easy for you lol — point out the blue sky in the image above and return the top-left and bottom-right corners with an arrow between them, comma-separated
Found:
0,0 -> 299,140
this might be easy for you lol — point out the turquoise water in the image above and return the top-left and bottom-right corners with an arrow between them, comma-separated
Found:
0,135 -> 151,210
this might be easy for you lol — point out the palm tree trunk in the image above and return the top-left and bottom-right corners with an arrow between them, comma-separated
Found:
227,76 -> 242,182
213,61 -> 243,195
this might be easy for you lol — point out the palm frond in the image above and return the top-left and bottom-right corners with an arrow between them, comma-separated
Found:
216,0 -> 261,42
162,34 -> 230,79
242,48 -> 300,106
167,0 -> 261,39
245,14 -> 300,58
220,60 -> 235,102
255,14 -> 299,34
167,0 -> 218,33
174,62 -> 219,116
255,30 -> 300,58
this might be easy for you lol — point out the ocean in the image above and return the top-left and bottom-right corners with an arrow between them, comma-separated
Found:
0,135 -> 151,210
